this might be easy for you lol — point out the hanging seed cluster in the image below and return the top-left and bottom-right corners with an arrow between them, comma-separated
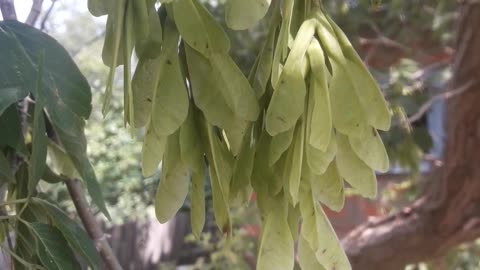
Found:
89,0 -> 391,269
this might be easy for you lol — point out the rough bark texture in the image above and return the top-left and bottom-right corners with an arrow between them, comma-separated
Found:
342,2 -> 480,269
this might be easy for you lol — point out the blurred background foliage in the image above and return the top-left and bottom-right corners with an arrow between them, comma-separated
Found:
32,0 -> 472,268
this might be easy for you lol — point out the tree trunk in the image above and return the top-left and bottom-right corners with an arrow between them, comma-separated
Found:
342,2 -> 480,269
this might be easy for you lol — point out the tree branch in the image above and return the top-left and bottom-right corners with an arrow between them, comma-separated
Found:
40,0 -> 56,31
25,0 -> 44,26
0,0 -> 16,20
398,79 -> 476,126
66,179 -> 123,270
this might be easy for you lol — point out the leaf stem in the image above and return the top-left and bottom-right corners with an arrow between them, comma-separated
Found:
5,246 -> 46,270
0,198 -> 28,208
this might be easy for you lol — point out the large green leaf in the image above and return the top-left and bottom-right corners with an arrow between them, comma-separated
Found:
184,44 -> 239,130
266,69 -> 306,136
1,21 -> 91,119
336,133 -> 377,198
299,183 -> 351,270
151,18 -> 189,136
29,57 -> 47,195
141,122 -> 167,177
34,199 -> 102,269
179,105 -> 205,174
29,222 -> 81,270
173,0 -> 230,56
204,123 -> 234,233
0,23 -> 32,112
210,52 -> 260,121
269,127 -> 295,166
0,105 -> 26,153
0,88 -> 28,116
0,151 -> 14,183
225,0 -> 271,30
155,131 -> 190,223
190,170 -> 206,239
0,21 -> 108,217
256,194 -> 293,270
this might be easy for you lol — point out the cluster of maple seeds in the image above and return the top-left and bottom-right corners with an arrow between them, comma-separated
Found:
90,0 -> 391,269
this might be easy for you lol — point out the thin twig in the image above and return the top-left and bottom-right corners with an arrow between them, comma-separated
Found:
66,179 -> 123,270
25,0 -> 44,26
40,0 -> 56,31
403,79 -> 476,125
0,0 -> 16,20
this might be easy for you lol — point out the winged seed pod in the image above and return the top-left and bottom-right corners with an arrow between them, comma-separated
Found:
91,1 -> 391,269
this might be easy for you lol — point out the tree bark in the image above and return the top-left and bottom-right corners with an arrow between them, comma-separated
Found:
67,179 -> 124,270
342,2 -> 480,269
0,0 -> 16,20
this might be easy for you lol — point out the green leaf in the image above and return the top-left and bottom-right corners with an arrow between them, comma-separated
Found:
256,194 -> 294,270
345,60 -> 391,131
287,204 -> 300,241
299,184 -> 351,270
88,0 -> 108,17
155,131 -> 190,223
271,0 -> 294,86
314,11 -> 345,65
307,38 -> 332,151
173,0 -> 229,56
135,2 -> 163,59
305,133 -> 337,175
132,0 -> 150,44
210,52 -> 260,121
224,120 -> 249,156
283,18 -> 316,73
311,161 -> 345,212
35,199 -> 102,270
283,121 -> 304,205
269,127 -> 295,166
28,105 -> 47,195
50,113 -> 111,218
184,44 -> 238,130
0,105 -> 26,153
349,124 -> 389,172
252,16 -> 277,98
230,125 -> 255,201
151,19 -> 189,136
132,56 -> 161,128
266,69 -> 306,136
1,21 -> 92,119
29,222 -> 81,270
0,87 -> 28,116
330,60 -> 366,136
179,105 -> 205,174
298,236 -> 325,270
251,133 -> 275,216
29,54 -> 47,195
327,15 -> 391,131
336,133 -> 377,198
225,0 -> 271,30
0,23 -> 34,107
204,123 -> 234,233
0,21 -> 109,218
190,170 -> 206,239
0,152 -> 14,183
142,122 -> 167,177
47,141 -> 78,179
102,0 -> 126,114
